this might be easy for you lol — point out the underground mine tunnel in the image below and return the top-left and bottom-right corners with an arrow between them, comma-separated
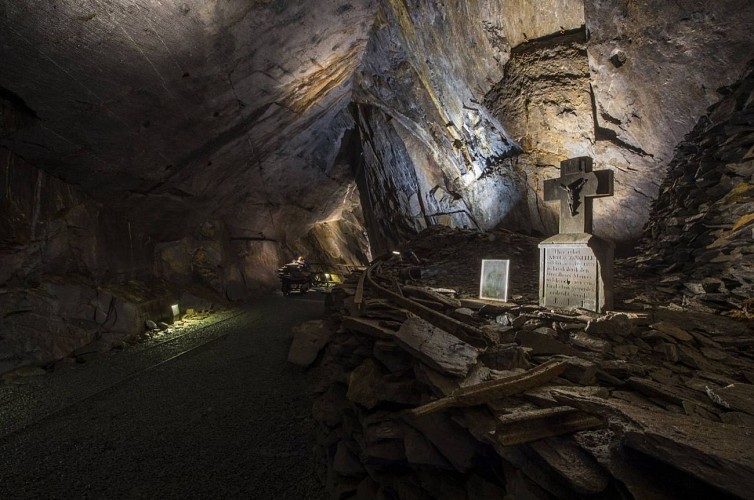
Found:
1,0 -> 753,498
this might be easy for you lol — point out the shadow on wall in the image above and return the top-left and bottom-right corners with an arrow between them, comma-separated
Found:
154,220 -> 286,301
0,150 -> 155,286
0,150 -> 175,375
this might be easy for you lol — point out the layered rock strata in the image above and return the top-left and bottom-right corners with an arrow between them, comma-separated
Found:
353,0 -> 754,250
0,0 -> 375,247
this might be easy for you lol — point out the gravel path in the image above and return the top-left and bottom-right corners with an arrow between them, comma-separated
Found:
0,294 -> 328,499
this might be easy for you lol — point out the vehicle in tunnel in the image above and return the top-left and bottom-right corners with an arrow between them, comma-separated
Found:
278,258 -> 347,295
278,259 -> 312,296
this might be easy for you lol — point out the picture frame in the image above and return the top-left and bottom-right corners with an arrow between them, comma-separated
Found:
479,259 -> 510,302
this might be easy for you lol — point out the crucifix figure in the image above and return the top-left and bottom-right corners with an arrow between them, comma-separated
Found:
559,177 -> 588,216
544,157 -> 614,234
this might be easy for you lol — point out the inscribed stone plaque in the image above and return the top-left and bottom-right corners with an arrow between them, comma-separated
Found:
538,234 -> 613,313
479,259 -> 510,302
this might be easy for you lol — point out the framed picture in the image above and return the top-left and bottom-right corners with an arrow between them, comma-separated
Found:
479,259 -> 510,302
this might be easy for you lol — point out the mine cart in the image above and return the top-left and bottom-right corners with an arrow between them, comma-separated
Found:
278,263 -> 312,295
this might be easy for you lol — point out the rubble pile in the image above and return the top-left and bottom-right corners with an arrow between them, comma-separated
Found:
304,232 -> 754,499
637,65 -> 754,317
376,225 -> 541,302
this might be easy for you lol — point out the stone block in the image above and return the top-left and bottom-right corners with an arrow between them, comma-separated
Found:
538,233 -> 614,313
395,317 -> 479,377
287,320 -> 334,368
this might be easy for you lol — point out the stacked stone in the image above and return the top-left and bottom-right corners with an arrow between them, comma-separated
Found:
305,264 -> 754,499
638,65 -> 754,315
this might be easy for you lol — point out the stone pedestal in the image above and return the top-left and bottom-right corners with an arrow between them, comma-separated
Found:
538,233 -> 613,313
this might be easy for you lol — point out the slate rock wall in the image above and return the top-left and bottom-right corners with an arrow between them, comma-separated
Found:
582,0 -> 754,245
354,0 -> 754,250
484,31 -> 593,237
236,240 -> 285,298
0,0 -> 377,243
355,105 -> 435,256
0,149 -> 154,286
353,1 -> 528,253
302,183 -> 372,266
154,219 -> 289,300
0,149 -> 174,374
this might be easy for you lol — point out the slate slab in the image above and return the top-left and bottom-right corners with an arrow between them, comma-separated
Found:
287,320 -> 334,368
395,317 -> 479,377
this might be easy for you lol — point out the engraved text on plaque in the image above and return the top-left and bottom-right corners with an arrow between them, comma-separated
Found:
541,246 -> 599,310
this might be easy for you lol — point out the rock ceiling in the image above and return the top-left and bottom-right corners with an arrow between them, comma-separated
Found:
2,0 -> 753,250
1,0 -> 377,243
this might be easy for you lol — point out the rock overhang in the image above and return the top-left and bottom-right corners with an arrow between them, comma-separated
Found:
2,0 -> 753,253
0,0 -> 378,241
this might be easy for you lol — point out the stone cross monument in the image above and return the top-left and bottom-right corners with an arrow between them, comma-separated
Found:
543,157 -> 614,234
539,156 -> 615,313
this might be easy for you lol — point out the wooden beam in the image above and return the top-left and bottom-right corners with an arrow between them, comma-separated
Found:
408,359 -> 567,416
365,260 -> 490,347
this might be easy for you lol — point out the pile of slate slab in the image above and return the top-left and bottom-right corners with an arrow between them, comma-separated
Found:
299,248 -> 754,499
637,65 -> 754,318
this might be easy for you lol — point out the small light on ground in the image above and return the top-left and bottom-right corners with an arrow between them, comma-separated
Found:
171,304 -> 180,317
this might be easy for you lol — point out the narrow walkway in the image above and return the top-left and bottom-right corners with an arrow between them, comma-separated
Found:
1,295 -> 328,499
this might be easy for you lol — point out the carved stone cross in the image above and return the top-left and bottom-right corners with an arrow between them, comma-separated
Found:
543,156 -> 614,234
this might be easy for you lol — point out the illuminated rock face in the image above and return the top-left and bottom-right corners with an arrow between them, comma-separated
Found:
354,0 -> 754,247
0,0 -> 376,252
1,0 -> 753,370
2,0 -> 754,272
352,1 -> 537,253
